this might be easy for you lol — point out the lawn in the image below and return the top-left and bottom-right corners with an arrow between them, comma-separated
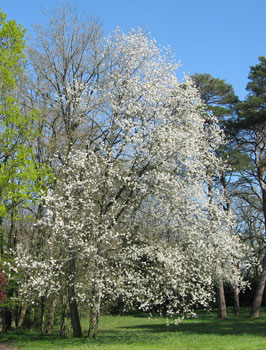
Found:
1,308 -> 266,350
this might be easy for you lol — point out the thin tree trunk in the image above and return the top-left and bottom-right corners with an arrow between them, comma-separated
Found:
233,287 -> 240,316
250,253 -> 266,318
68,248 -> 82,338
32,307 -> 37,329
41,296 -> 47,334
220,175 -> 235,318
17,304 -> 27,328
47,299 -> 57,334
88,291 -> 101,339
217,279 -> 227,318
60,308 -> 66,337
251,146 -> 266,318
11,310 -> 16,329
59,294 -> 67,336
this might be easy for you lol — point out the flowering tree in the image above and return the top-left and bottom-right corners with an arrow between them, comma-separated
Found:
11,28 -> 248,338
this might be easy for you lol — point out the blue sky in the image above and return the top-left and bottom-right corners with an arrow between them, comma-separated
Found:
1,0 -> 265,100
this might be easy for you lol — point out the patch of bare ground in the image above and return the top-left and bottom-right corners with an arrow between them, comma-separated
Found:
0,344 -> 17,350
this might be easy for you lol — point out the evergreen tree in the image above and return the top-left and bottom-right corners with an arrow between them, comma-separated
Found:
191,73 -> 241,318
191,73 -> 238,131
237,56 -> 266,128
234,56 -> 266,318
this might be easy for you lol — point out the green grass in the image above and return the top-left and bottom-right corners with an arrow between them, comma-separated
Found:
1,308 -> 266,349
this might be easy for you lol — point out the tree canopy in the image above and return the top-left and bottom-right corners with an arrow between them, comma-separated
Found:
0,4 -> 262,338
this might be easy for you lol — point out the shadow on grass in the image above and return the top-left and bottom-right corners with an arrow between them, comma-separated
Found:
0,330 -> 90,348
1,330 -> 158,347
94,315 -> 266,346
120,315 -> 266,338
1,311 -> 266,347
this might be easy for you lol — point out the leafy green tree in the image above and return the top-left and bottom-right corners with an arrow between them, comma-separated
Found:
0,10 -> 46,219
0,9 -> 49,331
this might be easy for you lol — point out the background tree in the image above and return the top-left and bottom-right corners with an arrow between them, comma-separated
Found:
191,73 -> 241,318
234,57 -> 266,318
191,73 -> 238,130
236,56 -> 266,128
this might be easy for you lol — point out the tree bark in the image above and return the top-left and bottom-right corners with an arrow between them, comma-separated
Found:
233,287 -> 240,316
47,299 -> 57,334
250,136 -> 266,318
40,296 -> 47,334
217,279 -> 227,318
68,248 -> 82,338
17,304 -> 27,328
60,295 -> 67,336
250,253 -> 266,318
11,310 -> 16,329
88,292 -> 101,339
60,308 -> 66,337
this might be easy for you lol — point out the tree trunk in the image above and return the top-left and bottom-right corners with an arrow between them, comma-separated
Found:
60,308 -> 66,337
250,253 -> 266,318
233,287 -> 240,316
47,299 -> 57,334
88,292 -> 101,339
217,279 -> 227,318
41,296 -> 47,334
11,310 -> 16,329
59,295 -> 67,336
17,304 -> 27,328
250,143 -> 266,318
68,248 -> 82,338
32,307 -> 38,329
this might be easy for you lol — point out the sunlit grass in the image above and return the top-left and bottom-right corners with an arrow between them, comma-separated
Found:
1,308 -> 266,349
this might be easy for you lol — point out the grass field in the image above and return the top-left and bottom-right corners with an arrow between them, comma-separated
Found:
1,308 -> 266,350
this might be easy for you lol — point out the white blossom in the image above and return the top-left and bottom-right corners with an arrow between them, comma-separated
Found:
12,28 -> 250,318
